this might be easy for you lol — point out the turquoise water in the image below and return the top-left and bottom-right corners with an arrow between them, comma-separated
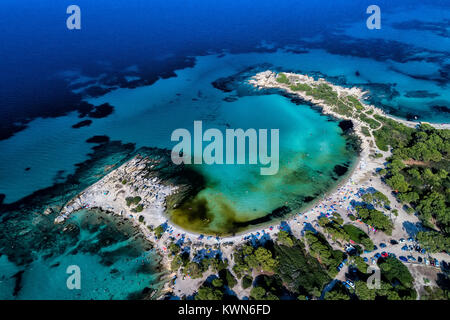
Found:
1,43 -> 449,203
0,209 -> 165,300
0,53 -> 357,235
168,94 -> 354,234
0,0 -> 448,299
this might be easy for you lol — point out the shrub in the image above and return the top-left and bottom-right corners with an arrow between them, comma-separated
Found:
242,275 -> 253,289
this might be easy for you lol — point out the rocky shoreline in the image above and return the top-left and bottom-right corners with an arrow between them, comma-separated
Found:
52,70 -> 448,299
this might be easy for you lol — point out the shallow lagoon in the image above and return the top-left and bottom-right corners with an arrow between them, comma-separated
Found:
0,0 -> 448,300
0,52 -> 359,235
167,94 -> 356,235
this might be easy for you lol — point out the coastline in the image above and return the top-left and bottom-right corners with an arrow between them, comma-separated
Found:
53,70 -> 448,299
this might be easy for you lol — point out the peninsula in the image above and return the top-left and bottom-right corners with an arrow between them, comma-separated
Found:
53,71 -> 450,301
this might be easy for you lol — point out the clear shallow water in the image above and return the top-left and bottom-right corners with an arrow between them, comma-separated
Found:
0,53 -> 358,235
0,209 -> 165,300
168,94 -> 355,234
0,0 -> 449,299
3,46 -> 449,204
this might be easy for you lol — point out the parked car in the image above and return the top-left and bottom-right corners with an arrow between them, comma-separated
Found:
388,253 -> 396,258
374,253 -> 381,259
418,257 -> 423,263
424,258 -> 429,265
430,259 -> 435,266
347,280 -> 355,289
401,245 -> 409,251
363,257 -> 368,262
390,240 -> 398,245
381,251 -> 388,258
435,260 -> 440,268
379,243 -> 387,248
421,249 -> 426,254
407,255 -> 416,261
373,245 -> 378,251
408,237 -> 415,242
399,238 -> 406,243
399,256 -> 408,262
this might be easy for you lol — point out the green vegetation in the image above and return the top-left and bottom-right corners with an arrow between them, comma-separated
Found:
374,121 -> 449,240
305,231 -> 345,277
212,278 -> 223,288
242,275 -> 253,289
168,242 -> 181,255
232,245 -> 278,278
277,230 -> 294,247
372,115 -> 414,151
317,213 -> 350,243
347,95 -> 365,111
421,286 -> 449,300
274,240 -> 330,297
231,237 -> 339,299
171,255 -> 183,271
343,224 -> 374,250
154,224 -> 165,238
275,73 -> 373,118
249,275 -> 281,300
311,83 -> 337,101
315,211 -> 374,250
125,196 -> 141,207
373,152 -> 383,158
416,231 -> 450,253
361,190 -> 390,208
324,282 -> 350,300
333,99 -> 354,117
290,83 -> 312,92
175,254 -> 229,280
354,205 -> 393,235
349,256 -> 369,273
276,73 -> 290,84
354,257 -> 416,300
132,204 -> 144,213
379,257 -> 414,289
220,269 -> 238,288
359,113 -> 380,129
202,256 -> 228,273
195,285 -> 223,300
185,261 -> 204,279
361,126 -> 371,137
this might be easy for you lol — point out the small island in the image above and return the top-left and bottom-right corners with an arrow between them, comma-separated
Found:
53,71 -> 450,300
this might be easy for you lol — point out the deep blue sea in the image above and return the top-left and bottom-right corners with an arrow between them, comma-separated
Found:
0,0 -> 449,299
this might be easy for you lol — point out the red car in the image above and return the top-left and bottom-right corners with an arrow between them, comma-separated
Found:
381,251 -> 388,258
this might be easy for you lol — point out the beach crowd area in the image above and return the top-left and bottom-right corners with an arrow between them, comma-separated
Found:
52,71 -> 449,300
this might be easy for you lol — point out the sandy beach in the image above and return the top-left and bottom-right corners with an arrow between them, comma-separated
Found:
53,70 -> 448,299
